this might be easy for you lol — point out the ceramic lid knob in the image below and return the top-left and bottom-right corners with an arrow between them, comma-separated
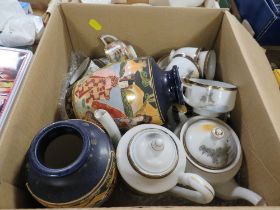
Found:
151,138 -> 165,151
211,127 -> 225,139
183,119 -> 237,170
128,129 -> 179,178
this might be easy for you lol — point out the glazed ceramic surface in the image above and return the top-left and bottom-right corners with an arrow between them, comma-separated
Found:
169,48 -> 216,80
116,124 -> 215,204
183,78 -> 237,117
26,120 -> 117,207
169,47 -> 201,63
198,50 -> 216,80
179,116 -> 265,205
68,57 -> 184,130
100,35 -> 137,63
166,56 -> 200,79
180,116 -> 241,176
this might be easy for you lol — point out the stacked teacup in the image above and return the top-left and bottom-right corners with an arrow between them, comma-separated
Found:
158,47 -> 236,118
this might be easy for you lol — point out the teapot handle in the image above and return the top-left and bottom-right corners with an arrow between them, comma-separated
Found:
169,173 -> 214,204
100,35 -> 119,46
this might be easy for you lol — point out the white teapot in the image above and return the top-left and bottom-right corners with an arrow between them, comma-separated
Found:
94,109 -> 214,204
179,116 -> 266,205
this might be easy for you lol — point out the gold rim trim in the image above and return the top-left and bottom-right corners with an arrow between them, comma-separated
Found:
183,78 -> 237,92
173,53 -> 202,78
194,48 -> 202,63
203,51 -> 214,79
26,151 -> 116,208
127,128 -> 179,179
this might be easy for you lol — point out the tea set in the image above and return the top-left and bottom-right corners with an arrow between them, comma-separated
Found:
25,35 -> 265,207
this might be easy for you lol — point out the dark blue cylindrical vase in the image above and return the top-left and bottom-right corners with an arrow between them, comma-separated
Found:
26,120 -> 116,208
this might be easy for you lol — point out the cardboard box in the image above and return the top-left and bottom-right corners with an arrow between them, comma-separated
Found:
0,3 -> 280,209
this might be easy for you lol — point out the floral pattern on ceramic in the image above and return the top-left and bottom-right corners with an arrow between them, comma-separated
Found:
68,57 -> 184,130
100,35 -> 137,63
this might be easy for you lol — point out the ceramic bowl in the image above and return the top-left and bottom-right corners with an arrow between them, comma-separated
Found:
183,78 -> 237,117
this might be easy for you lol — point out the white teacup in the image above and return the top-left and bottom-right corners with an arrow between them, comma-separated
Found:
100,34 -> 137,63
198,50 -> 216,80
183,78 -> 237,117
169,48 -> 216,80
166,56 -> 200,79
169,47 -> 202,63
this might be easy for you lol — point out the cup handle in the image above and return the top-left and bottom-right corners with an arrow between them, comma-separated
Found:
100,35 -> 119,46
169,49 -> 176,60
169,173 -> 215,204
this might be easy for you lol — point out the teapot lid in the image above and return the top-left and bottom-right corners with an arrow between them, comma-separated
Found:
128,128 -> 179,179
182,118 -> 238,170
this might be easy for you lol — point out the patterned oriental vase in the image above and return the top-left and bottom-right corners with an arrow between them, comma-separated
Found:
66,57 -> 184,130
26,120 -> 117,208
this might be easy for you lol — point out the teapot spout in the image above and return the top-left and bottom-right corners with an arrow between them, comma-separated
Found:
214,179 -> 266,206
94,109 -> 121,148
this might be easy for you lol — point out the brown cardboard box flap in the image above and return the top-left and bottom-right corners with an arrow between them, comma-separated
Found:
225,10 -> 280,188
0,6 -> 72,187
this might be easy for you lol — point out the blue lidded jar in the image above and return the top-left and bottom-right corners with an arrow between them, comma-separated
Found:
25,119 -> 116,207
